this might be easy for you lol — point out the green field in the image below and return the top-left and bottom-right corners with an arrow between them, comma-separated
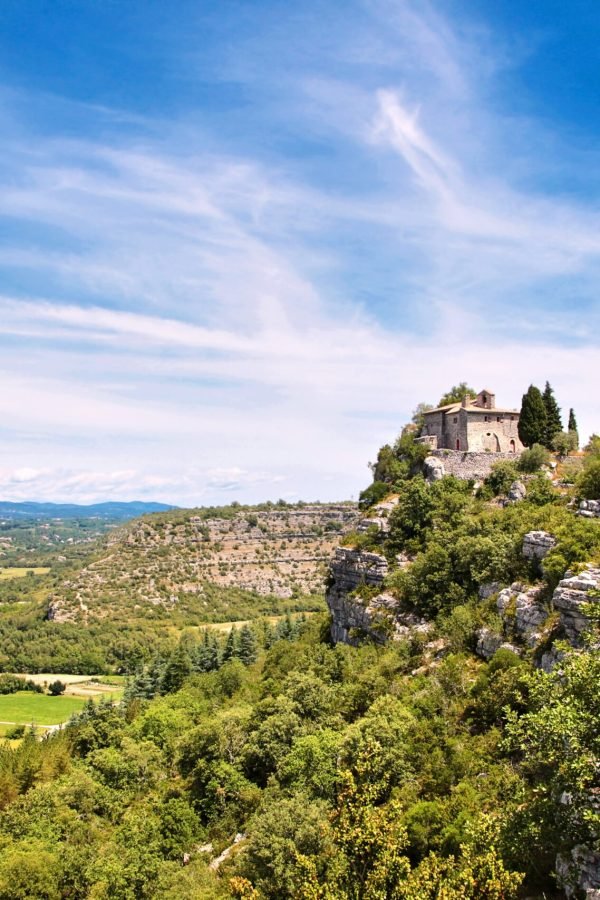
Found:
0,567 -> 51,580
0,692 -> 90,726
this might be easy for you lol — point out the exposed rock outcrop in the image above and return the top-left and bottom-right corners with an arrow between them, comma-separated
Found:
326,548 -> 390,644
475,628 -> 520,660
556,844 -> 600,899
522,531 -> 557,562
552,566 -> 600,645
424,456 -> 445,482
496,583 -> 549,647
507,480 -> 526,503
578,499 -> 600,519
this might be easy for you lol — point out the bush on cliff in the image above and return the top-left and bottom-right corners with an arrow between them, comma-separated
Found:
485,460 -> 519,497
577,458 -> 600,500
517,443 -> 550,473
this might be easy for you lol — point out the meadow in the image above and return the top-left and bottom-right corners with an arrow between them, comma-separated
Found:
0,692 -> 87,726
0,677 -> 124,732
0,567 -> 50,580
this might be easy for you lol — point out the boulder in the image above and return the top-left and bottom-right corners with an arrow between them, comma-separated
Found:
424,456 -> 445,482
522,531 -> 557,561
475,628 -> 520,661
507,480 -> 526,503
556,845 -> 600,899
578,499 -> 600,519
478,581 -> 502,600
552,566 -> 600,645
496,583 -> 549,647
357,516 -> 390,535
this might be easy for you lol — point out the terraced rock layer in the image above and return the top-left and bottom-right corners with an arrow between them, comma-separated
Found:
48,504 -> 358,623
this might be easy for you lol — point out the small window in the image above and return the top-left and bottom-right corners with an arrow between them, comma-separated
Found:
484,415 -> 490,422
510,416 -> 514,421
453,417 -> 457,423
496,416 -> 502,422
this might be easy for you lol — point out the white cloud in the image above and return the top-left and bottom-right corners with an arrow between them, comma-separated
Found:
0,1 -> 597,504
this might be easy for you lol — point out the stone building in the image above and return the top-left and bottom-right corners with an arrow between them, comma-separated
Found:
418,389 -> 524,453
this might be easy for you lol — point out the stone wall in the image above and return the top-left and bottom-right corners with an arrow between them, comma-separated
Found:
428,450 -> 520,481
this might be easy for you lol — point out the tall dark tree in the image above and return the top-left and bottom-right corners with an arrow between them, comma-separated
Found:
542,381 -> 562,448
222,627 -> 239,663
239,624 -> 258,666
160,644 -> 192,695
518,385 -> 547,448
568,408 -> 579,450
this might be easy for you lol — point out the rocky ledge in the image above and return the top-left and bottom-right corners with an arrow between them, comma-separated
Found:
553,566 -> 600,644
326,547 -> 430,644
326,548 -> 390,644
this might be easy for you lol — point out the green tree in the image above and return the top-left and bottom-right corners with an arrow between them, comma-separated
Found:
568,408 -> 579,449
48,680 -> 66,696
578,459 -> 600,500
160,644 -> 192,695
412,402 -> 434,428
541,381 -> 562,448
552,430 -> 577,457
239,624 -> 258,666
437,383 -> 476,407
222,627 -> 239,663
518,385 -> 547,448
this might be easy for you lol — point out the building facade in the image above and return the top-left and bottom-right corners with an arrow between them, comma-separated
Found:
418,389 -> 524,453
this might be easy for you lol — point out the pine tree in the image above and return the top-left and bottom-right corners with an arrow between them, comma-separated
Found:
518,385 -> 547,448
192,632 -> 212,673
542,381 -> 562,448
275,613 -> 293,642
222,627 -> 239,663
207,633 -> 220,670
147,653 -> 166,696
160,644 -> 192,694
239,624 -> 258,666
261,620 -> 275,649
568,408 -> 579,450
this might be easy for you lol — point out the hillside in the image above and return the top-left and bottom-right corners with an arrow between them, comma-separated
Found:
47,503 -> 358,624
0,433 -> 599,897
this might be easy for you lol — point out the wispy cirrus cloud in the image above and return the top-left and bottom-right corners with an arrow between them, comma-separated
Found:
0,0 -> 597,504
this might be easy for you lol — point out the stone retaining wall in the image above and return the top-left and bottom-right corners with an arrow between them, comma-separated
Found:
429,450 -> 519,481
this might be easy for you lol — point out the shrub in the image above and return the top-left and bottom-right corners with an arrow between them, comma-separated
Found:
517,444 -> 550,473
48,681 -> 66,696
525,475 -> 557,506
485,461 -> 519,496
577,459 -> 600,500
551,431 -> 577,457
358,481 -> 389,510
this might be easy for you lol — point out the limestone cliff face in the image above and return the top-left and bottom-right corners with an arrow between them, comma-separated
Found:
328,521 -> 599,672
475,561 -> 600,669
326,548 -> 391,644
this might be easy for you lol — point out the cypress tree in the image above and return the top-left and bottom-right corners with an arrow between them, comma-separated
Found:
239,624 -> 258,666
568,408 -> 579,450
542,381 -> 562,448
518,385 -> 547,448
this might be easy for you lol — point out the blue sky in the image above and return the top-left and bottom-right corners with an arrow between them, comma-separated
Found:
0,0 -> 598,504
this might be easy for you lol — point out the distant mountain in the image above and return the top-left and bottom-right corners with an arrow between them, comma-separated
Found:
0,501 -> 176,521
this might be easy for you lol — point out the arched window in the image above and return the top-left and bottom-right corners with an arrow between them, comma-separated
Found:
510,439 -> 516,453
